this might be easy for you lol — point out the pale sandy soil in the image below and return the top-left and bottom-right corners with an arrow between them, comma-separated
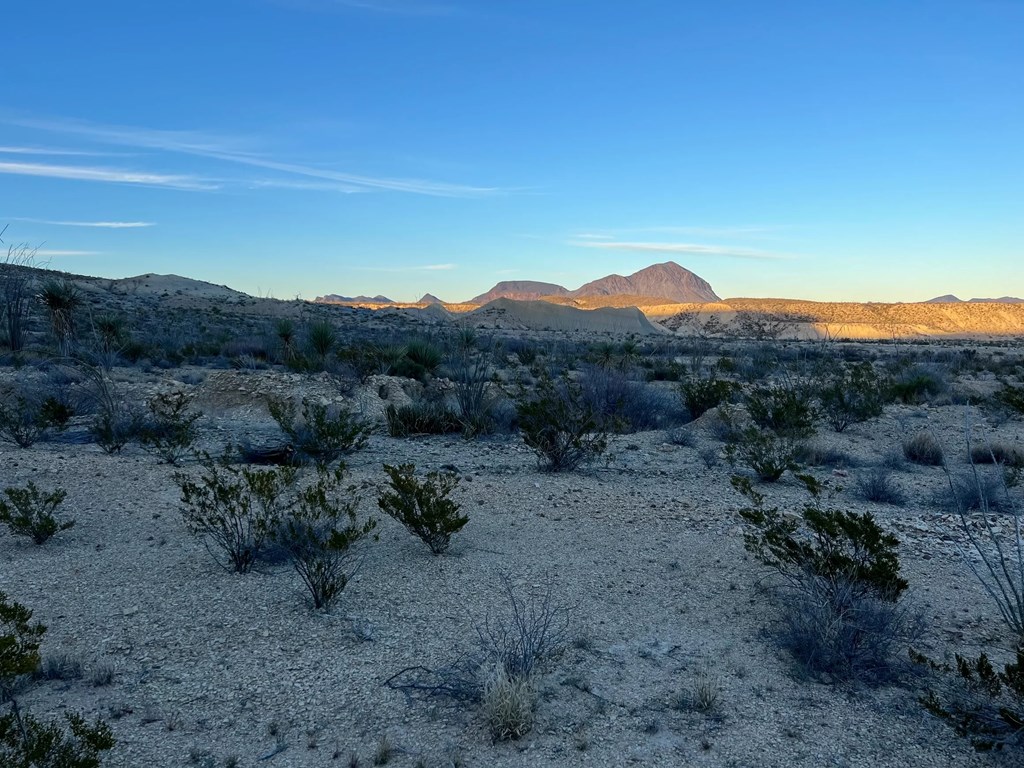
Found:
3,364 -> 1024,768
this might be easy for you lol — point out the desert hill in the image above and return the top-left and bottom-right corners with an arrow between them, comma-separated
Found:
418,293 -> 444,304
470,280 -> 569,304
316,293 -> 394,304
569,261 -> 719,303
926,294 -> 1023,304
469,298 -> 664,335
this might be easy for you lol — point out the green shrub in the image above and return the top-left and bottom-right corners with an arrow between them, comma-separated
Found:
271,466 -> 377,609
268,397 -> 370,468
176,457 -> 297,572
396,339 -> 443,381
139,390 -> 202,464
734,474 -> 908,601
902,431 -> 944,466
0,592 -> 45,694
994,382 -> 1024,417
0,482 -> 72,545
816,362 -> 887,432
516,376 -> 608,472
0,388 -> 72,448
745,383 -> 817,439
384,401 -> 462,438
679,375 -> 736,419
0,593 -> 114,767
890,365 -> 947,404
724,427 -> 800,482
306,319 -> 337,365
378,464 -> 466,554
734,476 -> 915,681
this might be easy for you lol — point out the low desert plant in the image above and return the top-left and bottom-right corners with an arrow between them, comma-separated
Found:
890,364 -> 948,404
0,482 -> 72,545
0,387 -> 73,448
679,375 -> 736,419
139,390 -> 202,464
37,278 -> 82,357
734,474 -> 908,601
856,468 -> 906,506
384,401 -> 461,438
378,463 -> 466,554
971,442 -> 1024,469
268,397 -> 370,468
734,476 -> 914,681
0,593 -> 114,767
724,427 -> 800,482
79,368 -> 143,454
579,365 -> 682,432
176,457 -> 298,572
272,466 -> 377,609
516,375 -> 608,471
745,382 -> 817,439
903,431 -> 944,466
481,662 -> 534,741
816,361 -> 887,432
994,382 -> 1024,417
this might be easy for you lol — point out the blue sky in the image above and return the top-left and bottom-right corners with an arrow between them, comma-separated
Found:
2,0 -> 1021,302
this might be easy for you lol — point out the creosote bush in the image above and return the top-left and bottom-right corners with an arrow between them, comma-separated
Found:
902,430 -> 944,466
516,375 -> 608,472
994,382 -> 1024,417
816,361 -> 887,432
745,382 -> 817,439
679,375 -> 735,420
268,397 -> 370,468
176,456 -> 298,572
0,592 -> 115,767
0,386 -> 73,448
734,475 -> 916,681
139,390 -> 202,464
724,427 -> 800,483
378,463 -> 466,554
0,482 -> 73,545
271,465 -> 377,609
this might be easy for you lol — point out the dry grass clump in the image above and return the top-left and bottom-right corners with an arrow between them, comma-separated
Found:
969,441 -> 1024,469
481,662 -> 535,741
902,430 -> 944,466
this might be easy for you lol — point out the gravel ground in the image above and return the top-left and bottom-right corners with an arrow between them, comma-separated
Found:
2,368 -> 1024,768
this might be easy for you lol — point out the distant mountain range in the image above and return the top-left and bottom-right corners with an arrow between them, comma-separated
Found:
926,294 -> 1024,304
470,262 -> 719,304
316,293 -> 395,303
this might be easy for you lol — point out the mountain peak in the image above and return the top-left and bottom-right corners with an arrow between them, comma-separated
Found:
569,261 -> 719,303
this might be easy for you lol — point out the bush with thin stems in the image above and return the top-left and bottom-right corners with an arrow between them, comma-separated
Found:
176,456 -> 298,573
0,387 -> 73,448
0,228 -> 37,353
816,361 -> 888,432
378,463 -> 466,554
516,375 -> 608,472
271,465 -> 377,609
268,397 -> 370,468
139,390 -> 202,464
0,482 -> 73,545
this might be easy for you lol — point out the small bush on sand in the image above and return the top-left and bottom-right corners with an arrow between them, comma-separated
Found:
268,397 -> 370,468
579,365 -> 683,432
80,369 -> 143,454
0,592 -> 115,767
272,466 -> 377,609
890,364 -> 948,404
734,475 -> 917,681
0,384 -> 73,448
816,362 -> 887,432
139,390 -> 202,464
993,382 -> 1024,417
0,482 -> 73,545
970,441 -> 1024,469
378,463 -> 466,554
516,375 -> 608,472
903,431 -> 944,466
856,468 -> 906,506
176,457 -> 298,573
745,383 -> 817,439
679,375 -> 736,419
725,427 -> 800,482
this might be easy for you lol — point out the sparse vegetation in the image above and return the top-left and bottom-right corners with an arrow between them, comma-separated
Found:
378,463 -> 466,554
384,401 -> 461,438
679,374 -> 735,419
816,361 -> 887,432
516,375 -> 608,471
0,482 -> 73,545
903,430 -> 944,466
139,390 -> 202,464
268,397 -> 370,467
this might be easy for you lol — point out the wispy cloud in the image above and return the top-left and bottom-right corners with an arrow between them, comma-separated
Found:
570,240 -> 789,260
13,217 -> 155,228
6,114 -> 499,197
0,160 -> 216,191
35,249 -> 101,257
0,145 -> 121,157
